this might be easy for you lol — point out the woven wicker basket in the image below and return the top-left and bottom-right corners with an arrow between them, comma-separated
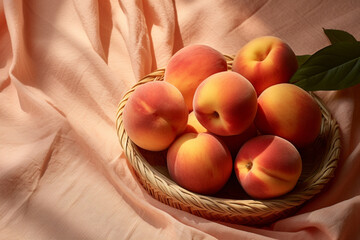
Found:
116,55 -> 341,226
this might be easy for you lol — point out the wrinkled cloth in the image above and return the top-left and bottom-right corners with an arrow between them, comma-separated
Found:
1,0 -> 360,239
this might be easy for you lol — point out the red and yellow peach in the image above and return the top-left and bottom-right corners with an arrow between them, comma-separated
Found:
123,81 -> 188,151
184,111 -> 208,134
255,83 -> 322,148
193,71 -> 258,136
235,135 -> 302,199
232,36 -> 298,95
167,132 -> 233,195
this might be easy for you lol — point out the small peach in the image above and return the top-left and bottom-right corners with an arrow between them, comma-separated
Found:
184,111 -> 208,134
167,132 -> 233,195
123,81 -> 188,151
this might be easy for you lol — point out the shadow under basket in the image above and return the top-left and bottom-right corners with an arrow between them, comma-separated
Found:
115,56 -> 341,226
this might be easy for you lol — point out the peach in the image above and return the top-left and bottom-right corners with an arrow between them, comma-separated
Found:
193,71 -> 257,136
235,135 -> 302,199
184,111 -> 208,134
255,83 -> 322,148
164,44 -> 228,111
232,36 -> 298,95
185,111 -> 258,157
122,81 -> 188,151
167,132 -> 233,195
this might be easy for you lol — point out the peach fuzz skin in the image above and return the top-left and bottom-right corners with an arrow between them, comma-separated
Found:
164,44 -> 228,111
184,111 -> 258,157
193,71 -> 257,136
122,81 -> 188,151
232,36 -> 298,95
255,83 -> 322,148
167,132 -> 233,195
235,135 -> 302,199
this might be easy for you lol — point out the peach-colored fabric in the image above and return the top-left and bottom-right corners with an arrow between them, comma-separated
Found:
1,0 -> 360,239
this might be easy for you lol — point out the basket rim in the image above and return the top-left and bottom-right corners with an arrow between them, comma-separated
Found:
115,56 -> 341,224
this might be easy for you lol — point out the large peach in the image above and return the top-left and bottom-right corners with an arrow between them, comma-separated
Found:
167,132 -> 233,195
255,83 -> 322,148
193,71 -> 257,136
232,36 -> 298,95
164,44 -> 228,111
235,135 -> 302,199
122,81 -> 188,151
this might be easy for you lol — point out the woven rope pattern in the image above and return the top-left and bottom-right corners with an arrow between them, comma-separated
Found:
116,56 -> 341,225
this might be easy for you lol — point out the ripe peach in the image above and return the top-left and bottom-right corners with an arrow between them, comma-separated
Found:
255,83 -> 322,148
193,71 -> 257,136
232,36 -> 298,95
164,44 -> 228,111
184,111 -> 208,134
167,132 -> 233,195
235,135 -> 302,199
123,81 -> 188,151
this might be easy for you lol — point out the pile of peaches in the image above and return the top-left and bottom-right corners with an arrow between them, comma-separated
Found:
122,36 -> 323,199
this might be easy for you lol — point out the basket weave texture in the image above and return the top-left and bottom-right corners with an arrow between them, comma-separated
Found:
116,55 -> 341,225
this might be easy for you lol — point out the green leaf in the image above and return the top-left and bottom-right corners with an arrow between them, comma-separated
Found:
296,55 -> 311,67
323,28 -> 357,44
290,41 -> 360,91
